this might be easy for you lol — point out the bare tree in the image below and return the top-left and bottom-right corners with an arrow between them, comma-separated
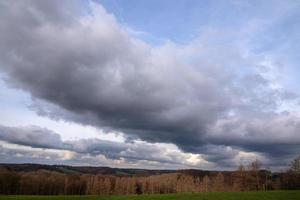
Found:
290,155 -> 300,173
249,159 -> 262,190
202,175 -> 210,192
283,155 -> 300,189
232,164 -> 247,191
212,172 -> 225,192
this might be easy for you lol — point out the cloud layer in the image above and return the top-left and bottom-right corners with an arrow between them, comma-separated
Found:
0,0 -> 299,169
0,125 -> 210,169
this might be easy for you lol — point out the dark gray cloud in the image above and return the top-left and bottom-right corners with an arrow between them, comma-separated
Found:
0,125 -> 127,160
0,125 -> 204,168
0,125 -> 66,149
0,0 -> 230,149
0,0 -> 299,168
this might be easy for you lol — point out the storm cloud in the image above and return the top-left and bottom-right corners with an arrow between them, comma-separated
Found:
0,125 -> 207,168
0,0 -> 299,169
0,125 -> 65,149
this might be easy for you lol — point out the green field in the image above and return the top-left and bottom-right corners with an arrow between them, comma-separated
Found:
1,191 -> 300,200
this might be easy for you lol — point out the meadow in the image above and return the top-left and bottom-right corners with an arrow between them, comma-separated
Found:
1,191 -> 300,200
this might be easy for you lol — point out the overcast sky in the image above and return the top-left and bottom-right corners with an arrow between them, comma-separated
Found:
0,0 -> 300,170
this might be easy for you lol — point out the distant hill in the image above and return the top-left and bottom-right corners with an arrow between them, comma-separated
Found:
0,163 -> 233,177
0,163 -> 176,176
0,163 -> 272,178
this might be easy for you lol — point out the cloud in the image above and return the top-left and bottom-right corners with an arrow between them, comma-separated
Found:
0,125 -> 65,149
0,125 -> 130,160
0,0 -> 229,149
0,0 -> 299,169
0,125 -> 211,168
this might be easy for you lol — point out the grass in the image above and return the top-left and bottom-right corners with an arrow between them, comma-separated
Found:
1,191 -> 300,200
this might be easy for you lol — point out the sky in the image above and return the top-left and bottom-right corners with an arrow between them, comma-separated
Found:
0,0 -> 300,171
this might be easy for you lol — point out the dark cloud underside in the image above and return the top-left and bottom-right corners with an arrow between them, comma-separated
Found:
0,0 -> 299,168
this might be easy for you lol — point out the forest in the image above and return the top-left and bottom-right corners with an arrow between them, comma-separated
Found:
0,155 -> 299,195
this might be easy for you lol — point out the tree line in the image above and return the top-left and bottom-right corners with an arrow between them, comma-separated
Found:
0,155 -> 299,195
